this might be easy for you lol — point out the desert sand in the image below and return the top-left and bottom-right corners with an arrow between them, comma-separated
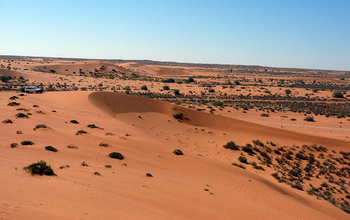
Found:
0,58 -> 349,219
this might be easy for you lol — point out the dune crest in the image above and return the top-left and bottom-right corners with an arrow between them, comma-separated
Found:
89,91 -> 350,148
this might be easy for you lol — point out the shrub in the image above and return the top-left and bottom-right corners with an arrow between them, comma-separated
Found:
260,113 -> 269,117
223,141 -> 239,150
212,101 -> 223,107
76,130 -> 87,135
162,78 -> 175,83
70,120 -> 79,124
23,160 -> 55,176
87,124 -> 101,129
45,146 -> 57,152
231,163 -> 246,169
290,182 -> 303,191
173,149 -> 183,155
208,88 -> 215,93
304,116 -> 315,122
251,162 -> 265,170
67,144 -> 78,149
10,143 -> 18,148
99,142 -> 109,147
0,75 -> 11,82
34,124 -> 48,130
104,165 -> 112,168
9,96 -> 18,100
81,161 -> 88,166
285,89 -> 291,95
109,152 -> 124,160
163,85 -> 170,90
33,105 -> 39,108
173,112 -> 183,120
8,102 -> 20,106
21,140 -> 34,145
146,173 -> 153,177
140,85 -> 148,90
238,156 -> 248,164
15,113 -> 28,118
173,89 -> 180,96
2,119 -> 13,124
242,144 -> 254,155
252,139 -> 264,147
94,172 -> 101,176
332,91 -> 344,98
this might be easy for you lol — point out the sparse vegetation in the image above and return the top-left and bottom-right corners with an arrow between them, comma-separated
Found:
99,142 -> 109,147
146,173 -> 153,177
23,160 -> 55,176
10,143 -> 18,148
173,149 -> 183,155
109,152 -> 124,160
21,140 -> 33,145
70,120 -> 79,124
15,113 -> 28,118
2,119 -> 13,123
173,112 -> 183,120
45,146 -> 57,152
231,163 -> 246,169
304,116 -> 315,122
76,130 -> 88,135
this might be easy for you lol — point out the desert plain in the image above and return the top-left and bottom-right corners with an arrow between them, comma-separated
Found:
0,57 -> 350,219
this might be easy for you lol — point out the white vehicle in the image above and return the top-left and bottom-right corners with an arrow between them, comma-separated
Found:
24,86 -> 43,94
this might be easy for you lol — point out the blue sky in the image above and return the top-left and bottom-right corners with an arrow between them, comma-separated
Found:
1,0 -> 349,70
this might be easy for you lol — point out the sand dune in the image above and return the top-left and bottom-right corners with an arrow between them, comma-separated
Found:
89,91 -> 350,149
0,91 -> 348,219
31,60 -> 133,76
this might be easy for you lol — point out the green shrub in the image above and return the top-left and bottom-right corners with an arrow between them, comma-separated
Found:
173,149 -> 183,155
223,141 -> 239,150
163,85 -> 170,90
208,88 -> 215,93
9,96 -> 18,100
140,85 -> 148,90
7,102 -> 20,106
76,130 -> 87,135
99,142 -> 109,147
45,146 -> 57,152
332,91 -> 344,98
15,113 -> 28,118
173,89 -> 180,95
109,152 -> 124,160
162,78 -> 175,83
23,160 -> 55,176
212,101 -> 223,107
238,156 -> 248,164
146,173 -> 153,177
2,119 -> 13,124
251,162 -> 265,170
284,89 -> 291,95
70,120 -> 79,124
81,161 -> 88,166
34,124 -> 48,130
87,124 -> 101,129
21,140 -> 34,145
10,143 -> 18,148
304,116 -> 315,122
173,112 -> 183,120
104,165 -> 112,168
94,172 -> 101,176
231,163 -> 246,169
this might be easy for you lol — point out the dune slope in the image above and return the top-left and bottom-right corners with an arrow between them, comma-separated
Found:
0,91 -> 348,219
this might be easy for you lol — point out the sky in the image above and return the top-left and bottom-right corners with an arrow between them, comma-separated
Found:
0,0 -> 349,70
